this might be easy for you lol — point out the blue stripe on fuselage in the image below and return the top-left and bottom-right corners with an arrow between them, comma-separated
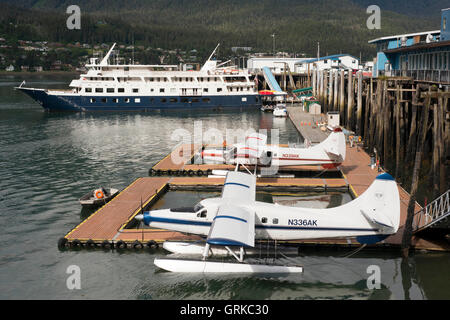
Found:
143,214 -> 378,232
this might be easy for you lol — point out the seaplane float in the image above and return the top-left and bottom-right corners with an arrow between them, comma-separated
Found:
135,167 -> 400,273
200,128 -> 346,169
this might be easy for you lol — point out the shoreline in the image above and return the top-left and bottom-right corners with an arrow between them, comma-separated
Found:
0,71 -> 80,76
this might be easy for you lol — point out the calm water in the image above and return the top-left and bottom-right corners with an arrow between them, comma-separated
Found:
0,75 -> 448,300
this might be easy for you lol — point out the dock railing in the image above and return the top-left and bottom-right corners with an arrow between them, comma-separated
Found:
385,70 -> 450,83
413,189 -> 450,232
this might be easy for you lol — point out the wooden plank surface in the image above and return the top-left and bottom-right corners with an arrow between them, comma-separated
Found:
65,177 -> 169,241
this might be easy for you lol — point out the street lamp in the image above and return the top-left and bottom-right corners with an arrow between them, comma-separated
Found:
271,34 -> 276,56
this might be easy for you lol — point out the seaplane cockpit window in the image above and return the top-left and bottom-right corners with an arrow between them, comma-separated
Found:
196,209 -> 207,218
194,203 -> 204,213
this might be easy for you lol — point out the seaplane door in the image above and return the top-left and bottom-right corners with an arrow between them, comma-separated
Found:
260,151 -> 273,167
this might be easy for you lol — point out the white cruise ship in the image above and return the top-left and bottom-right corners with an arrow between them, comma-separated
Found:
16,44 -> 261,112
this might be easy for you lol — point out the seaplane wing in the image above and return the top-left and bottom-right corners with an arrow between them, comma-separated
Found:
221,171 -> 256,203
206,171 -> 256,247
206,203 -> 255,247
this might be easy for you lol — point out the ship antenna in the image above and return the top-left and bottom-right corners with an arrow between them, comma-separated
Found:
206,43 -> 220,62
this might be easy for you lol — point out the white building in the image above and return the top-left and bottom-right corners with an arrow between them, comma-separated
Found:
247,57 -> 311,74
294,54 -> 360,73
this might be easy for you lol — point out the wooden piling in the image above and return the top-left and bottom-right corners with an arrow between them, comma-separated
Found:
339,70 -> 345,123
347,70 -> 354,128
402,88 -> 431,257
334,70 -> 339,111
356,71 -> 363,136
323,70 -> 328,112
329,71 -> 334,112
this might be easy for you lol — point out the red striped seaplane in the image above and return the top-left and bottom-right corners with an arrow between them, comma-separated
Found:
200,128 -> 346,170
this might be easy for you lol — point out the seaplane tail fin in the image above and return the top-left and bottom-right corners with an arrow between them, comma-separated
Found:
322,128 -> 346,161
353,173 -> 401,235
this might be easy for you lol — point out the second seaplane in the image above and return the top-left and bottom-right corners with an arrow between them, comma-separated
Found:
135,166 -> 400,273
200,128 -> 346,169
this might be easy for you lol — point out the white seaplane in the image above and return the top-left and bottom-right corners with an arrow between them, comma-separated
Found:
200,128 -> 346,169
135,168 -> 400,273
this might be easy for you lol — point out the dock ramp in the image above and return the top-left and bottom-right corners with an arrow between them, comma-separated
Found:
413,189 -> 449,233
262,67 -> 283,92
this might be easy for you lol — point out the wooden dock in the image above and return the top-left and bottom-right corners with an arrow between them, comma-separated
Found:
59,110 -> 449,251
287,106 -> 328,144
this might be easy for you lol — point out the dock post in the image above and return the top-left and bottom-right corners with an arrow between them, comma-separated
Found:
347,69 -> 354,128
334,70 -> 339,111
324,70 -> 328,113
312,68 -> 317,97
329,70 -> 334,112
339,70 -> 345,122
320,70 -> 324,105
356,71 -> 363,136
402,88 -> 431,258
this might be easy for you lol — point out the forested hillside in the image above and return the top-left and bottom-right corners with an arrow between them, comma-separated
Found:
0,0 -> 446,63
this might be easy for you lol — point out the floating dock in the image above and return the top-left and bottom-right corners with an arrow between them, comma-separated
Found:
59,109 -> 449,252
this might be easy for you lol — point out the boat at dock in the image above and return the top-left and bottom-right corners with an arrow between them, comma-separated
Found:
15,44 -> 261,112
79,187 -> 119,207
273,103 -> 287,117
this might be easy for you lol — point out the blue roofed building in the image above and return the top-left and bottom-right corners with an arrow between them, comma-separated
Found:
369,8 -> 450,83
294,54 -> 360,73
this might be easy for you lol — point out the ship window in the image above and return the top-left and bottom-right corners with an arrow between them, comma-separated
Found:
150,89 -> 154,92
101,98 -> 107,103
124,98 -> 130,103
160,88 -> 165,93
192,98 -> 199,102
90,98 -> 96,103
204,88 -> 208,92
85,88 -> 92,92
217,88 -> 222,92
95,88 -> 103,93
133,88 -> 139,93
118,88 -> 125,93
112,98 -> 118,103
135,98 -> 141,103
107,88 -> 114,93
160,98 -> 167,103
202,98 -> 210,103
181,98 -> 189,103
272,218 -> 279,224
261,217 -> 268,224
170,98 -> 178,103
124,67 -> 129,71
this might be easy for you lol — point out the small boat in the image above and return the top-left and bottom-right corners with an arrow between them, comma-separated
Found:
260,104 -> 274,112
79,187 -> 119,207
273,104 -> 287,117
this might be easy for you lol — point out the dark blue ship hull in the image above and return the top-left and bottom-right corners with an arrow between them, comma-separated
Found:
17,88 -> 262,112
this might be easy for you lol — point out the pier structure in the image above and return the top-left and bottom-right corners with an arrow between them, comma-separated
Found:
59,137 -> 449,252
